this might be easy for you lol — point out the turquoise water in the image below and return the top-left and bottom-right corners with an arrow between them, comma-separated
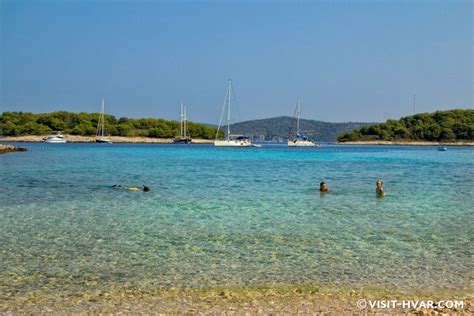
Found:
1,143 -> 473,301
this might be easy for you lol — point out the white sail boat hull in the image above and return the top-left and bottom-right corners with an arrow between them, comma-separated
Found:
288,140 -> 318,147
214,139 -> 252,147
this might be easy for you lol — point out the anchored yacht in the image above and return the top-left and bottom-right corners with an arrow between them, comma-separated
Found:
214,79 -> 254,147
288,99 -> 319,147
43,132 -> 67,143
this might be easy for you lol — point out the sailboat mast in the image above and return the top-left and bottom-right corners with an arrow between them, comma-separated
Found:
227,79 -> 231,141
296,98 -> 300,135
183,105 -> 187,138
101,98 -> 105,137
180,102 -> 184,137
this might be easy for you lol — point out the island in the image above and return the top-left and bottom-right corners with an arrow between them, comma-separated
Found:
337,109 -> 474,145
0,111 -> 222,141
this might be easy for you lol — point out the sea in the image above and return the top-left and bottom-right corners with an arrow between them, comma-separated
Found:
1,143 -> 473,305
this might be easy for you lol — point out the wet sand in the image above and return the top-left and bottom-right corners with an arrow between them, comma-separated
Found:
2,284 -> 472,314
0,135 -> 214,144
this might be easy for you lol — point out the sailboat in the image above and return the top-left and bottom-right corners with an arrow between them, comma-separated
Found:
173,102 -> 192,144
95,98 -> 112,143
214,79 -> 253,147
288,99 -> 319,147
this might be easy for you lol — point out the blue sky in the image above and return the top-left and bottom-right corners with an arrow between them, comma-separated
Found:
1,0 -> 472,123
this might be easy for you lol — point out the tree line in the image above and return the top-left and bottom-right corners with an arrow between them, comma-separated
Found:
0,111 -> 223,139
338,109 -> 474,142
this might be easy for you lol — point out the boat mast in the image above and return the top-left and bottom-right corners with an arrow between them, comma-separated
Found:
96,98 -> 105,137
180,102 -> 184,137
296,98 -> 300,135
101,98 -> 105,137
183,105 -> 187,138
227,79 -> 231,141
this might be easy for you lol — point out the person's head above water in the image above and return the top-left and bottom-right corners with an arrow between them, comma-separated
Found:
143,185 -> 150,192
319,182 -> 329,192
376,179 -> 384,196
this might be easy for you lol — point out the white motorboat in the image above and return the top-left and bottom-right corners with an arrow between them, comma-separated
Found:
43,132 -> 67,143
214,79 -> 254,147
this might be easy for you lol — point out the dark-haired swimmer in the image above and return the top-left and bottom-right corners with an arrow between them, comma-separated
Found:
319,182 -> 329,192
376,179 -> 385,197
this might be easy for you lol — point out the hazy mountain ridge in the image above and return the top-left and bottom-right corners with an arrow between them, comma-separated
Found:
212,116 -> 372,142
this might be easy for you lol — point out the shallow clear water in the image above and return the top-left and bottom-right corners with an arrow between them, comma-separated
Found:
1,143 -> 473,300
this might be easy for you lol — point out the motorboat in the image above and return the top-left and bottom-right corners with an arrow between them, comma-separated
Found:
43,132 -> 67,143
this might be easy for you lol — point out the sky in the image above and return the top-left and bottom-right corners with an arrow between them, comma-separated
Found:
0,0 -> 472,124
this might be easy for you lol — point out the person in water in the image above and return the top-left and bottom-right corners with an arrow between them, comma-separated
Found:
376,179 -> 384,196
319,182 -> 329,192
113,184 -> 150,192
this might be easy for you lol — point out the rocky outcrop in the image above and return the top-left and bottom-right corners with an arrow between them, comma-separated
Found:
0,144 -> 27,155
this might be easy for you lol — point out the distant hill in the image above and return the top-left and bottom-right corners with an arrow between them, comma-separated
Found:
338,109 -> 474,142
212,116 -> 371,142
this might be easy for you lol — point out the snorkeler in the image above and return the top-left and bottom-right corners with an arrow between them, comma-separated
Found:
113,184 -> 150,192
319,182 -> 329,192
128,185 -> 150,192
376,179 -> 385,196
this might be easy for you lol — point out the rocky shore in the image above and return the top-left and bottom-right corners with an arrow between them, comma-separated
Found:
339,140 -> 474,146
0,144 -> 27,154
0,135 -> 214,144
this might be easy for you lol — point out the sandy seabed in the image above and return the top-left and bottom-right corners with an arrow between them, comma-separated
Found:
2,285 -> 473,314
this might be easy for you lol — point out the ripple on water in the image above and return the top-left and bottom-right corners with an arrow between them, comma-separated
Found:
0,144 -> 473,302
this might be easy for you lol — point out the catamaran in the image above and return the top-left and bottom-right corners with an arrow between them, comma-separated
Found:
214,79 -> 254,147
173,103 -> 192,144
288,99 -> 319,147
96,98 -> 112,143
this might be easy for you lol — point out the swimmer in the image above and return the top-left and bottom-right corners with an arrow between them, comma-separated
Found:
376,179 -> 385,197
128,185 -> 151,192
319,182 -> 329,192
113,184 -> 150,192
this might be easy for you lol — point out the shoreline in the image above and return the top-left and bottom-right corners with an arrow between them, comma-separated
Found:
2,284 -> 472,314
0,135 -> 214,144
338,140 -> 474,146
